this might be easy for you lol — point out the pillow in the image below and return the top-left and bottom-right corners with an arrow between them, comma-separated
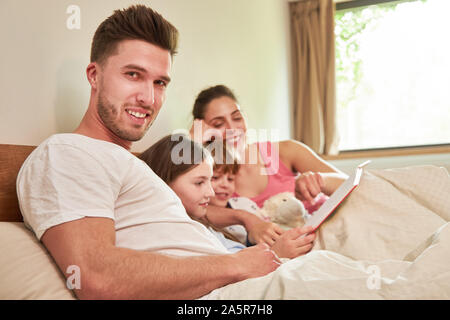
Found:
0,222 -> 76,299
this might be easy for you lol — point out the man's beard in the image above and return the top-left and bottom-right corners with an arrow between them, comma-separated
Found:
97,92 -> 151,142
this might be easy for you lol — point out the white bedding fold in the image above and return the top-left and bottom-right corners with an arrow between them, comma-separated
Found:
211,165 -> 450,300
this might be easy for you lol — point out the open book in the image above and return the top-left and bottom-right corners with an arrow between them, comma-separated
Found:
303,160 -> 371,231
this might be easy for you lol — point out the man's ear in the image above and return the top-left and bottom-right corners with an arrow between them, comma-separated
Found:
86,62 -> 99,89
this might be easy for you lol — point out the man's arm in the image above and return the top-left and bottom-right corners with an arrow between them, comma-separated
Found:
204,205 -> 284,246
42,217 -> 280,299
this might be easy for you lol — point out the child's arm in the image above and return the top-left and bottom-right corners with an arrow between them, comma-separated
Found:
270,226 -> 316,259
205,205 -> 285,246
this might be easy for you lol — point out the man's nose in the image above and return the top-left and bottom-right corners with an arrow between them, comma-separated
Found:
137,82 -> 155,106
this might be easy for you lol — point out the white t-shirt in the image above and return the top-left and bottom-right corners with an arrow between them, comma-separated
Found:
17,134 -> 229,257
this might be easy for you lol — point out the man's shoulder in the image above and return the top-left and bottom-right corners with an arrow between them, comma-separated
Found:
20,133 -> 138,177
44,133 -> 121,149
35,133 -> 131,159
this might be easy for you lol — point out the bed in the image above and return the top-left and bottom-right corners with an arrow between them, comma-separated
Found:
212,165 -> 450,299
1,143 -> 449,299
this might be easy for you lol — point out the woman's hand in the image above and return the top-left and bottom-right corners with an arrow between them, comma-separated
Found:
189,119 -> 222,144
271,226 -> 316,259
280,140 -> 348,197
295,171 -> 325,203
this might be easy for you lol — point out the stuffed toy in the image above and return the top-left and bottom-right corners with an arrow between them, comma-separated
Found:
228,192 -> 329,232
255,192 -> 308,229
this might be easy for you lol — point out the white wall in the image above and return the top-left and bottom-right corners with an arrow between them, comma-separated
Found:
0,0 -> 294,152
1,0 -> 448,172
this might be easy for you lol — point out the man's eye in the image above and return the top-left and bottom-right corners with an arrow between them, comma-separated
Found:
212,122 -> 223,128
155,80 -> 167,87
126,72 -> 139,79
195,181 -> 204,186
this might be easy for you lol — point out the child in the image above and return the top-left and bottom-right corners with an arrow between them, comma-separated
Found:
204,140 -> 250,244
139,134 -> 315,259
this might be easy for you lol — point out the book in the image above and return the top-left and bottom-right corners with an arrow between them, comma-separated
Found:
303,160 -> 371,232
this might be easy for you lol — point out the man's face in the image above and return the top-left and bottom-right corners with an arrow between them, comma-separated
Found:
95,39 -> 172,141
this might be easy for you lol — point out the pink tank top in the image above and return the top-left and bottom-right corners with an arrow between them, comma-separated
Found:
232,141 -> 329,212
233,141 -> 296,208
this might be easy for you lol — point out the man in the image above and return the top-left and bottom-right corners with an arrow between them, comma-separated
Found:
16,5 -> 312,299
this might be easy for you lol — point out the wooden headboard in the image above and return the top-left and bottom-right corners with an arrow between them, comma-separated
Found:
0,144 -> 36,222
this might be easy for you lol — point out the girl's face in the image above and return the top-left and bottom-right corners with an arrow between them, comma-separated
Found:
209,169 -> 236,207
203,96 -> 247,149
169,159 -> 215,220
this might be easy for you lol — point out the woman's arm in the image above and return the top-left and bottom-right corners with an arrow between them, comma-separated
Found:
279,140 -> 348,201
205,205 -> 284,246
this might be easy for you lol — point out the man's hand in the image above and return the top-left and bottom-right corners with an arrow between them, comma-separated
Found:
233,243 -> 281,281
295,171 -> 324,203
270,226 -> 316,259
242,213 -> 284,246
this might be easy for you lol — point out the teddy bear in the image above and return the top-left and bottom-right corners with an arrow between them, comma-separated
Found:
255,192 -> 309,230
228,191 -> 328,236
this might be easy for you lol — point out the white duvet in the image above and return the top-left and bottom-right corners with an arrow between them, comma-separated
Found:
212,165 -> 450,299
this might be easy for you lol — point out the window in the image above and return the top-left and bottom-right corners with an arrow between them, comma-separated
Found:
335,0 -> 450,151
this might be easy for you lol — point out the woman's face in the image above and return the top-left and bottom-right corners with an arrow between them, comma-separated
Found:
203,96 -> 247,148
169,159 -> 215,220
210,170 -> 236,207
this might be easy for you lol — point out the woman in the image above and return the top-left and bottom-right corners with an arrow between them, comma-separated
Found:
190,84 -> 348,245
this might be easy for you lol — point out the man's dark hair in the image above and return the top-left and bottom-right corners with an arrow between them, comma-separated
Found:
90,5 -> 179,65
